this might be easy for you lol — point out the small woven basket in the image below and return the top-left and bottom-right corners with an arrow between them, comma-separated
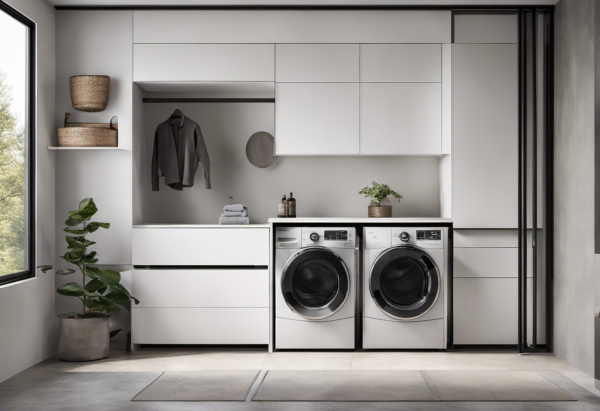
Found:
70,75 -> 110,112
368,205 -> 392,218
57,113 -> 118,147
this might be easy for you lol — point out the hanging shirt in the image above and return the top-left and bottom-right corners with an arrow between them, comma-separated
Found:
151,115 -> 211,191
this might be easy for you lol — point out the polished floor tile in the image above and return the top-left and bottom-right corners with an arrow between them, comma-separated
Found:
351,352 -> 542,370
263,351 -> 354,370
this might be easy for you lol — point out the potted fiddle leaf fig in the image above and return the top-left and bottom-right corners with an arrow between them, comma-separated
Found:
359,181 -> 403,218
38,198 -> 138,361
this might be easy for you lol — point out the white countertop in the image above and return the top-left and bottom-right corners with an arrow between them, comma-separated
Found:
133,224 -> 269,228
268,217 -> 452,223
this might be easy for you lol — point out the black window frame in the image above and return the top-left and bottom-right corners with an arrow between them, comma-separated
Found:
0,0 -> 36,286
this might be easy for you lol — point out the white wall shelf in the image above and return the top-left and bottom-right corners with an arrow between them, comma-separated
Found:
48,146 -> 130,151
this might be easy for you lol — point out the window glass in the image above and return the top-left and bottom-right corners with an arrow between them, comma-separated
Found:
0,9 -> 30,278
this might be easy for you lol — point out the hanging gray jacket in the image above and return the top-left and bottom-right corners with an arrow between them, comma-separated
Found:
152,116 -> 211,191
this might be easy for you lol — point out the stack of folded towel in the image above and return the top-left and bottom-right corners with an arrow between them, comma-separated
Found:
219,204 -> 249,225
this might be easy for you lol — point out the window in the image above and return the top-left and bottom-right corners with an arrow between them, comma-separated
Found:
0,1 -> 35,285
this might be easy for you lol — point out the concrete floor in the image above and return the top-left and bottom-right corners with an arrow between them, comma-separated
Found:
1,343 -> 599,411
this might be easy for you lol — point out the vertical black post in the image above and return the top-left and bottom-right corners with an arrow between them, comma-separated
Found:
546,7 -> 554,354
517,8 -> 524,353
532,8 -> 539,352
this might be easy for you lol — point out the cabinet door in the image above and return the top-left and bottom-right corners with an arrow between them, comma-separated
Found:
275,83 -> 360,155
361,83 -> 441,155
453,278 -> 518,344
453,44 -> 518,228
361,44 -> 441,83
276,44 -> 359,82
133,44 -> 274,82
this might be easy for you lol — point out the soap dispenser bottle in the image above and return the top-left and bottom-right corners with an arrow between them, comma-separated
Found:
287,192 -> 296,218
278,194 -> 288,218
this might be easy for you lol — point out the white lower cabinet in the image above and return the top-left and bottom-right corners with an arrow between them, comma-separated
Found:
132,226 -> 270,346
453,277 -> 518,345
132,308 -> 269,345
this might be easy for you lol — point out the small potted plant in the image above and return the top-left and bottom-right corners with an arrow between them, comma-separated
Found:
358,181 -> 403,218
38,198 -> 138,361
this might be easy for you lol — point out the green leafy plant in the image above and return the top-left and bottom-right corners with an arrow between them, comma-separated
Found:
38,198 -> 139,323
358,181 -> 403,206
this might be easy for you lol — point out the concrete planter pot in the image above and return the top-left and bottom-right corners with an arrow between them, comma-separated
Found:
368,197 -> 392,218
58,317 -> 109,362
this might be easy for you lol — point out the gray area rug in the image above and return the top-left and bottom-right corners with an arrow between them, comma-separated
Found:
426,370 -> 576,402
252,370 -> 437,401
132,371 -> 259,401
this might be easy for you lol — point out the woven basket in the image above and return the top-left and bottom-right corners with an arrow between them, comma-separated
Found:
70,75 -> 110,112
57,113 -> 118,147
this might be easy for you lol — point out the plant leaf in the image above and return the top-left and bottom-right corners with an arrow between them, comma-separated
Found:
79,251 -> 99,265
57,282 -> 86,297
105,292 -> 131,311
83,298 -> 104,310
64,227 -> 87,235
86,222 -> 110,233
75,237 -> 96,247
85,279 -> 105,292
78,198 -> 98,219
37,265 -> 53,273
65,214 -> 86,227
56,268 -> 76,276
59,251 -> 80,264
110,329 -> 122,338
98,297 -> 120,316
101,269 -> 121,285
66,236 -> 84,250
107,283 -> 129,297
57,312 -> 78,319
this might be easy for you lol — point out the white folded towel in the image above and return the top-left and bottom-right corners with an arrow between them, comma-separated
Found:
223,204 -> 245,212
219,216 -> 249,225
223,207 -> 248,217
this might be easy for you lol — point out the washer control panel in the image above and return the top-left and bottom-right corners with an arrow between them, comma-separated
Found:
417,230 -> 442,241
302,227 -> 355,248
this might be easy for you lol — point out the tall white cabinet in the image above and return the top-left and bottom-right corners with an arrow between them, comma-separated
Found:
451,13 -> 529,346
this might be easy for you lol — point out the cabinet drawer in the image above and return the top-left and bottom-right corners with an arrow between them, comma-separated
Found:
132,308 -> 269,344
454,248 -> 518,278
361,44 -> 441,82
133,269 -> 269,308
133,44 -> 274,82
276,44 -> 359,82
453,278 -> 518,344
132,228 -> 269,266
361,83 -> 441,155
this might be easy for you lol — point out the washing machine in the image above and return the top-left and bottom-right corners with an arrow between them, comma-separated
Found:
275,227 -> 356,349
363,227 -> 448,349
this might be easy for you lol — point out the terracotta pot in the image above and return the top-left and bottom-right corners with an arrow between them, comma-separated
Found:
58,317 -> 109,361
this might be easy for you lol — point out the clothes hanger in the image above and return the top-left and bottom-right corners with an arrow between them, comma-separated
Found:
171,109 -> 183,119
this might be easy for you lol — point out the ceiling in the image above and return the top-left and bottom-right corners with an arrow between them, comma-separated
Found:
46,0 -> 560,7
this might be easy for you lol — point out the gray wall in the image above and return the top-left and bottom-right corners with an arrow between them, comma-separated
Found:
0,0 -> 56,384
134,101 -> 441,224
554,0 -> 596,376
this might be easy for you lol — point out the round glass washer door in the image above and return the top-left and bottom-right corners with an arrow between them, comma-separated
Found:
281,247 -> 350,319
369,245 -> 440,320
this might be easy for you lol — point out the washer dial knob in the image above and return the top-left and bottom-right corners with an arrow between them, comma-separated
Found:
309,232 -> 320,242
399,232 -> 410,242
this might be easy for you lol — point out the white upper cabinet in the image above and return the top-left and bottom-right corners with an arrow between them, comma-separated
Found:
452,44 -> 518,228
276,44 -> 359,82
361,83 -> 442,155
453,13 -> 518,44
133,44 -> 275,82
133,10 -> 451,43
361,44 -> 441,83
275,83 -> 360,155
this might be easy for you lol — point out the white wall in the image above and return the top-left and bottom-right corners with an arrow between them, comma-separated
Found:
134,101 -> 441,224
0,0 -> 56,383
554,0 -> 596,376
54,10 -> 133,318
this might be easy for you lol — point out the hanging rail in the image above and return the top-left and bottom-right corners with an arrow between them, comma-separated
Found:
142,98 -> 275,103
